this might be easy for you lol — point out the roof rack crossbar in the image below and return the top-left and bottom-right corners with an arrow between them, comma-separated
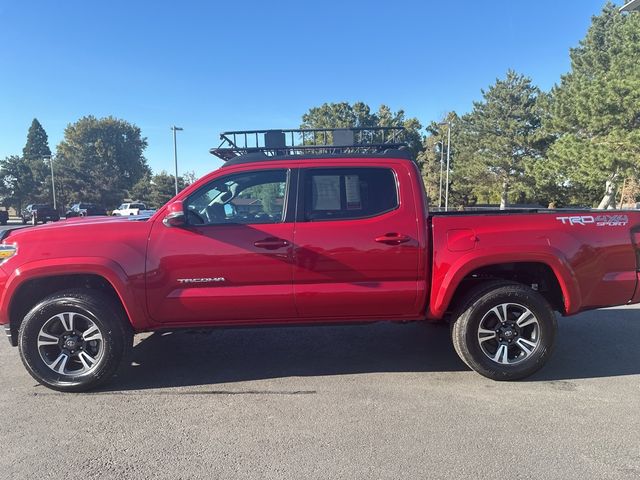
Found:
210,127 -> 408,161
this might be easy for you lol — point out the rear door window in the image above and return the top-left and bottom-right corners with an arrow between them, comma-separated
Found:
301,167 -> 398,221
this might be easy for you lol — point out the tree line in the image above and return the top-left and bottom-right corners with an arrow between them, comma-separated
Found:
419,3 -> 639,209
0,116 -> 195,212
1,3 -> 636,213
301,4 -> 639,209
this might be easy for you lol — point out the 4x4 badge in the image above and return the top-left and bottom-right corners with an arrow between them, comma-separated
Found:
556,215 -> 628,226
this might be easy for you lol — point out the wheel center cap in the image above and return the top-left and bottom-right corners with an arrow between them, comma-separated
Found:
64,337 -> 79,350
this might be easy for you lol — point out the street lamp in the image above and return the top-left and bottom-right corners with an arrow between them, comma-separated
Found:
171,126 -> 184,195
42,154 -> 56,210
434,141 -> 444,209
438,121 -> 452,211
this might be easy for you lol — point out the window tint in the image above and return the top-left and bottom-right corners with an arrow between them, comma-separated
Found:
303,168 -> 398,221
186,169 -> 288,225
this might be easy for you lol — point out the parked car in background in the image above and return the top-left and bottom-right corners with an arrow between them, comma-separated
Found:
0,209 -> 7,225
111,202 -> 155,216
21,204 -> 59,225
65,203 -> 107,218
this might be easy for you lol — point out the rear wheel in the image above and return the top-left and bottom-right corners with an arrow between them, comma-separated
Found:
450,282 -> 557,381
18,290 -> 133,392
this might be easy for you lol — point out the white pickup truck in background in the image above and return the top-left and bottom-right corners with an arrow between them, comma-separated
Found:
111,202 -> 156,216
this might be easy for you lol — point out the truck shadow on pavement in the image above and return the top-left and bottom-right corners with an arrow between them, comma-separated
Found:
104,306 -> 640,391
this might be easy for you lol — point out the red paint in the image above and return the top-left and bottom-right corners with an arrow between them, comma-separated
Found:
0,156 -> 639,336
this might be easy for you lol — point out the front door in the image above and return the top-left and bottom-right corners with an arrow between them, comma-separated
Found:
293,164 -> 420,318
146,168 -> 296,324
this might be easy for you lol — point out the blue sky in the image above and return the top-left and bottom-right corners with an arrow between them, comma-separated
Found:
0,0 -> 614,178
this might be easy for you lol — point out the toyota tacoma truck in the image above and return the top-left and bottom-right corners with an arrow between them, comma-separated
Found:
2,139 -> 640,391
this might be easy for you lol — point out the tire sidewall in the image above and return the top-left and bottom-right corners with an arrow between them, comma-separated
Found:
19,294 -> 126,392
459,286 -> 557,380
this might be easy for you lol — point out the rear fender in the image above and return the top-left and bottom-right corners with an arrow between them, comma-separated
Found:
428,247 -> 580,319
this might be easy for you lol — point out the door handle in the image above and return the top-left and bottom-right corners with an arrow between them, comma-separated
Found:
375,233 -> 411,245
254,238 -> 290,250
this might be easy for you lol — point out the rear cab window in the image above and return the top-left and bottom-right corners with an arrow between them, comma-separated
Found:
301,167 -> 398,221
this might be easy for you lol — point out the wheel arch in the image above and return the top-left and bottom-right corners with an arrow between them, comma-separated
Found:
4,259 -> 146,346
428,252 -> 581,320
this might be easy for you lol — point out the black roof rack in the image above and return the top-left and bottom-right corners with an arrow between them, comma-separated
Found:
210,127 -> 408,161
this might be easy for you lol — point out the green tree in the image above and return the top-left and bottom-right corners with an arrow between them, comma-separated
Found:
546,3 -> 640,208
182,170 -> 198,186
22,118 -> 52,202
129,173 -> 154,203
130,170 -> 187,208
417,112 -> 461,208
453,71 -> 546,209
23,118 -> 51,160
0,155 -> 36,212
300,102 -> 423,158
55,116 -> 150,208
301,102 -> 377,129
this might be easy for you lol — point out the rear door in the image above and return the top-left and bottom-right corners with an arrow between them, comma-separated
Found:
292,163 -> 420,318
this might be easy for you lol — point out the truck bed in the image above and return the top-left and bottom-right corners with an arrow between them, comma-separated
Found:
427,209 -> 640,319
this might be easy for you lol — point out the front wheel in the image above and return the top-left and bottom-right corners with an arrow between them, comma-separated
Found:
18,290 -> 133,392
450,282 -> 557,381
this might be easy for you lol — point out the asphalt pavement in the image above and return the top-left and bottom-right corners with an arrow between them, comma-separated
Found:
1,304 -> 639,479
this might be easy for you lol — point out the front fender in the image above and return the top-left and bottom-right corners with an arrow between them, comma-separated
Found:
0,256 -> 149,332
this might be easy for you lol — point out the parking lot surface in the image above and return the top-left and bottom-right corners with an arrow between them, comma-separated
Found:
1,303 -> 639,479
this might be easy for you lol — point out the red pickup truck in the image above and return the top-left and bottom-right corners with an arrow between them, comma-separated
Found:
1,151 -> 639,391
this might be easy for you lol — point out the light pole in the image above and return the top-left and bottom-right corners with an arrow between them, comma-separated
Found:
171,126 -> 183,195
438,121 -> 452,211
43,154 -> 56,210
434,141 -> 444,208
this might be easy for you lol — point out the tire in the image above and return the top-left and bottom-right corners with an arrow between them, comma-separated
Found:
21,217 -> 27,225
450,282 -> 557,381
18,289 -> 133,392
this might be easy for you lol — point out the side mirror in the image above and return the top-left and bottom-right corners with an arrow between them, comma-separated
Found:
163,200 -> 186,227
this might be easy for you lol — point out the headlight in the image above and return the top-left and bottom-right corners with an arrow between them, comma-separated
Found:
0,244 -> 17,262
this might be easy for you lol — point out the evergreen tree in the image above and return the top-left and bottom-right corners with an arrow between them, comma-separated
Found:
546,3 -> 640,208
23,118 -> 51,160
450,71 -> 546,208
22,118 -> 52,202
